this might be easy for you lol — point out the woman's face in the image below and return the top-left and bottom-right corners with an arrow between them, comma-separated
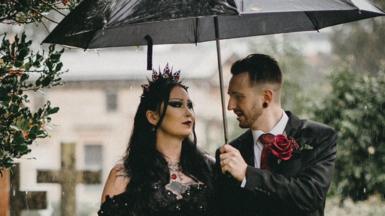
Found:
157,86 -> 195,139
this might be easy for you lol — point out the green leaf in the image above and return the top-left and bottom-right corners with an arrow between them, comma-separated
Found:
13,132 -> 25,145
47,106 -> 59,115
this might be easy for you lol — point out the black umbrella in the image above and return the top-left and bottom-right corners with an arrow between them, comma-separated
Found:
43,0 -> 384,142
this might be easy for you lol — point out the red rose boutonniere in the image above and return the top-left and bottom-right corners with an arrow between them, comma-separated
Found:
270,135 -> 299,161
268,134 -> 313,162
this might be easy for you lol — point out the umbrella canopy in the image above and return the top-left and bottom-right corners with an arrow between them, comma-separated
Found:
43,0 -> 238,48
43,0 -> 384,142
44,0 -> 384,48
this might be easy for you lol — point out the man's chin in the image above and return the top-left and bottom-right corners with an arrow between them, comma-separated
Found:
238,122 -> 249,129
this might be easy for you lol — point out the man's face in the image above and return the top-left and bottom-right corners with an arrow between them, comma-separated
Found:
227,72 -> 264,129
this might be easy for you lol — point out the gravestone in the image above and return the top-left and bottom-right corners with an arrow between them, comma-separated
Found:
37,143 -> 101,216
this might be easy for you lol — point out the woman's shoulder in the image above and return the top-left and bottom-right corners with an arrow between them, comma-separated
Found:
110,163 -> 129,177
100,163 -> 130,203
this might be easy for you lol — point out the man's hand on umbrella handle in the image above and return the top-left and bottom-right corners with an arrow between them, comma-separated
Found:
219,144 -> 247,182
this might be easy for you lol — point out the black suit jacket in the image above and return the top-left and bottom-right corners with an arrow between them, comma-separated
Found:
214,111 -> 337,216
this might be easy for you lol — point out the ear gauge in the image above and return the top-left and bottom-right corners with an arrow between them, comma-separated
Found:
263,102 -> 268,108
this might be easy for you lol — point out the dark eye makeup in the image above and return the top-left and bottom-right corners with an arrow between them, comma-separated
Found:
168,100 -> 194,109
168,101 -> 183,108
187,101 -> 193,109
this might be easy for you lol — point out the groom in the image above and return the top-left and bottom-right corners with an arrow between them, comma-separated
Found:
215,54 -> 337,216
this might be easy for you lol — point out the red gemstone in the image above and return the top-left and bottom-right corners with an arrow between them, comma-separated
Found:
171,174 -> 177,180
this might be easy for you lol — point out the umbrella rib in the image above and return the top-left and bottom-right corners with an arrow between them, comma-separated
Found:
304,12 -> 320,31
110,0 -> 137,18
194,17 -> 199,44
109,0 -> 141,24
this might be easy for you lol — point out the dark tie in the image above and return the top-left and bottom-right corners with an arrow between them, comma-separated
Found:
259,133 -> 275,170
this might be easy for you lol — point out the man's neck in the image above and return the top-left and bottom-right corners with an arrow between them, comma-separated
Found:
251,106 -> 284,132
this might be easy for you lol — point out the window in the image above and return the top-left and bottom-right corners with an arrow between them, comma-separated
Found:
84,145 -> 102,170
105,90 -> 118,112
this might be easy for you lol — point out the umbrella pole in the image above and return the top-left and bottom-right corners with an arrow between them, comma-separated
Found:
214,16 -> 229,144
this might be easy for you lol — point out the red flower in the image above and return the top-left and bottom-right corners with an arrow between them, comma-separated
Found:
270,135 -> 299,161
62,0 -> 69,6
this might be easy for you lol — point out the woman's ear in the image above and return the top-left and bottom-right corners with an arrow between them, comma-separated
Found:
146,110 -> 159,126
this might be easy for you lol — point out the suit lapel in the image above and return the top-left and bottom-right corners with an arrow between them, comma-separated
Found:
283,111 -> 303,140
233,130 -> 255,166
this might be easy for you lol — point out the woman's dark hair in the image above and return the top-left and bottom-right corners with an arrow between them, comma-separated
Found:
123,65 -> 212,193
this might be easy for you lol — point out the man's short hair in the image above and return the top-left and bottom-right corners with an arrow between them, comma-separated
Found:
231,54 -> 282,85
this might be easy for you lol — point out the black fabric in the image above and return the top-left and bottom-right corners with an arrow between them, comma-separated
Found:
98,183 -> 214,216
98,156 -> 216,216
214,111 -> 337,216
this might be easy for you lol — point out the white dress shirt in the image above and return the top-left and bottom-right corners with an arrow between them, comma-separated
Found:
240,111 -> 289,187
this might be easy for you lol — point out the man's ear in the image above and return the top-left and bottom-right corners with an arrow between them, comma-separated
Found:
263,89 -> 273,104
146,110 -> 159,126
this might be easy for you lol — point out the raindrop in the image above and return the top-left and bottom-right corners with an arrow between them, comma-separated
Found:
100,17 -> 108,36
368,146 -> 375,155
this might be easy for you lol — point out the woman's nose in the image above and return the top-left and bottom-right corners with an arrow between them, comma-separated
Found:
184,105 -> 193,116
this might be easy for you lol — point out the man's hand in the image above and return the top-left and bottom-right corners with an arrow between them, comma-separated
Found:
219,144 -> 248,182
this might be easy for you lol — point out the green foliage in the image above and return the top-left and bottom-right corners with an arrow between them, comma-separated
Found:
0,32 -> 64,170
277,44 -> 308,115
324,0 -> 385,202
330,0 -> 385,75
0,0 -> 79,24
0,0 -> 79,172
313,68 -> 385,201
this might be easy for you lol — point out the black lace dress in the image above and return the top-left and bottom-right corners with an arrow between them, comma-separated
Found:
98,180 -> 215,216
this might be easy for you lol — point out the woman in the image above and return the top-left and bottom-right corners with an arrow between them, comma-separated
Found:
98,65 -> 215,216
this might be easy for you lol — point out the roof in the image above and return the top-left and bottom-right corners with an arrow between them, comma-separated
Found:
60,42 -> 238,81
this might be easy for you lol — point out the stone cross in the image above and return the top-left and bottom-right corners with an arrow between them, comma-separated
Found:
37,143 -> 101,216
0,164 -> 47,216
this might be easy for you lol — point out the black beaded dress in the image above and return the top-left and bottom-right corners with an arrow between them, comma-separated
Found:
98,160 -> 216,216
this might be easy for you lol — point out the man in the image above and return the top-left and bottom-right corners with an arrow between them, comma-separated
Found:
215,54 -> 337,216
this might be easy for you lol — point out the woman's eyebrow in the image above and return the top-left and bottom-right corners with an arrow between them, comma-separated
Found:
169,98 -> 184,101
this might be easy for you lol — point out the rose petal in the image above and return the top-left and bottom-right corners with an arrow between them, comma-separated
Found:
271,149 -> 280,158
275,135 -> 288,143
272,141 -> 290,152
280,154 -> 292,161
